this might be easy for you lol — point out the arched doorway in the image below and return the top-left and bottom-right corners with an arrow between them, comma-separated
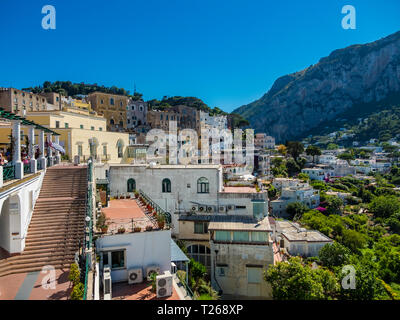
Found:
127,178 -> 136,192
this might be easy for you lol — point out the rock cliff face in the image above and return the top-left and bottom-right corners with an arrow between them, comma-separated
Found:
234,31 -> 400,142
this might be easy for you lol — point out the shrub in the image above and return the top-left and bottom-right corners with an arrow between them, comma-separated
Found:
70,283 -> 84,300
68,263 -> 81,286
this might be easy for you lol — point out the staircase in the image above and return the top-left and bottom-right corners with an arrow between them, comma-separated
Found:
0,166 -> 88,277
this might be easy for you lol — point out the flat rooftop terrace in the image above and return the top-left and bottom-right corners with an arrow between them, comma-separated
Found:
101,199 -> 158,234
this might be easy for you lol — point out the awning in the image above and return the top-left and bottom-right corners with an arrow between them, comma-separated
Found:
170,239 -> 189,263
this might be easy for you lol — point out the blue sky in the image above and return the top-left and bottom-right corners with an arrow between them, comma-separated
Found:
0,0 -> 399,112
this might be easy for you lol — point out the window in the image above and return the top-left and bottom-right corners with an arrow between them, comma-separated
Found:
102,250 -> 126,270
103,145 -> 107,156
197,177 -> 209,193
120,101 -> 123,107
233,231 -> 249,242
186,245 -> 211,268
100,99 -> 104,104
110,98 -> 115,105
127,178 -> 136,192
194,222 -> 208,234
77,145 -> 83,156
217,266 -> 227,277
117,140 -> 124,158
251,232 -> 268,243
247,267 -> 262,284
65,123 -> 69,128
215,231 -> 231,241
91,126 -> 95,130
162,178 -> 171,193
55,121 -> 60,128
99,127 -> 103,131
80,124 -> 84,129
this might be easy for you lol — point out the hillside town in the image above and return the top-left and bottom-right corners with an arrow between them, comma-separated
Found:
1,84 -> 400,301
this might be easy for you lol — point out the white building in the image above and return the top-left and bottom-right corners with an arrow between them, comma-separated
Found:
254,133 -> 275,150
209,216 -> 274,299
271,183 -> 320,218
274,220 -> 332,257
96,229 -> 172,283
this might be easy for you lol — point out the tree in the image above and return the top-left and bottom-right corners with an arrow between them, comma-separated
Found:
325,196 -> 344,215
319,242 -> 351,268
306,145 -> 322,163
369,195 -> 400,218
327,143 -> 339,150
286,202 -> 309,220
277,145 -> 287,156
337,152 -> 355,164
338,262 -> 383,300
286,158 -> 301,177
286,141 -> 304,161
264,257 -> 339,300
189,259 -> 207,291
298,172 -> 309,182
340,229 -> 367,252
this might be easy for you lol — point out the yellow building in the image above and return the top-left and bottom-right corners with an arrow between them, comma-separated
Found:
87,92 -> 128,131
24,110 -> 130,163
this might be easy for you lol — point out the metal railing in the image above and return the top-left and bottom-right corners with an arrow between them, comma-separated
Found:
83,159 -> 93,300
138,189 -> 172,228
23,163 -> 30,174
177,271 -> 195,299
3,163 -> 15,181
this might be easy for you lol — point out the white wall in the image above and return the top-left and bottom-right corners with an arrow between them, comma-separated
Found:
96,229 -> 171,283
0,171 -> 45,254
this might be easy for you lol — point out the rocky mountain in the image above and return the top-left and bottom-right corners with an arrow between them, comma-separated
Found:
234,31 -> 400,142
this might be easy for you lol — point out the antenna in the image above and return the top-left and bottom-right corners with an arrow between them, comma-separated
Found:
134,81 -> 137,95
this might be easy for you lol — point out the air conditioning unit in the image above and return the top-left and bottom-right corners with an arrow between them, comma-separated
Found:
198,205 -> 205,213
156,271 -> 173,298
227,205 -> 234,211
206,206 -> 214,213
128,268 -> 143,284
190,205 -> 198,212
103,266 -> 112,300
218,206 -> 226,213
171,262 -> 177,274
146,265 -> 161,281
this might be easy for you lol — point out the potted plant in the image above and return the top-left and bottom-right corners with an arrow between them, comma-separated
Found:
117,226 -> 126,234
145,225 -> 153,231
156,214 -> 166,229
134,191 -> 139,199
152,210 -> 157,217
133,226 -> 142,233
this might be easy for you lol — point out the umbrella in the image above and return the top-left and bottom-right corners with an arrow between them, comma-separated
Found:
50,142 -> 66,154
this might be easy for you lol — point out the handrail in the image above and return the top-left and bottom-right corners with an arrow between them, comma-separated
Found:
83,159 -> 94,300
176,271 -> 195,299
138,189 -> 171,228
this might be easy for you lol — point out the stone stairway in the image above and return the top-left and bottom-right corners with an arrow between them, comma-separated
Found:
0,166 -> 88,277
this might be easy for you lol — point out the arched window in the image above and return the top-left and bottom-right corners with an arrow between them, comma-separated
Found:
110,98 -> 115,105
127,178 -> 136,192
110,119 -> 115,125
187,245 -> 211,269
162,178 -> 171,193
197,177 -> 209,193
117,139 -> 124,158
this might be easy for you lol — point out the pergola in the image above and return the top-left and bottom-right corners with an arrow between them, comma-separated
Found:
0,107 -> 60,136
0,107 -> 61,183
